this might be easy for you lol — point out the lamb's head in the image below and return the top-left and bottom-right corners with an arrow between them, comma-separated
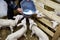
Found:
36,10 -> 45,18
51,21 -> 59,29
13,15 -> 23,20
17,18 -> 26,27
21,18 -> 26,27
29,18 -> 37,30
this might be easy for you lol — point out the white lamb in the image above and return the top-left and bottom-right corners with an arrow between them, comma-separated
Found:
36,10 -> 45,18
51,9 -> 60,29
51,21 -> 59,29
51,10 -> 60,29
29,18 -> 49,40
5,18 -> 27,40
0,15 -> 23,33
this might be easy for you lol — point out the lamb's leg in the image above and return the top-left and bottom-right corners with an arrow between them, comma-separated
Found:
17,23 -> 23,27
29,23 -> 33,30
24,34 -> 27,39
10,26 -> 13,33
30,30 -> 35,37
0,26 -> 1,29
17,18 -> 26,27
29,18 -> 37,30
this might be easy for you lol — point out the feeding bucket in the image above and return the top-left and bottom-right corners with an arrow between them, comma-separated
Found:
20,0 -> 36,15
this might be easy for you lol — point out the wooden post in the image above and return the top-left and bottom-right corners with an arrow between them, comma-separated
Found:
52,25 -> 60,40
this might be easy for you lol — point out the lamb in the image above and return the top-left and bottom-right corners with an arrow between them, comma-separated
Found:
51,9 -> 60,29
51,21 -> 59,29
29,18 -> 49,40
36,10 -> 45,18
51,10 -> 60,29
0,15 -> 23,33
5,18 -> 27,40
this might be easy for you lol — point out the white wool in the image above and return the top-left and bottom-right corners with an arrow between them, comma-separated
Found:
29,18 -> 37,30
0,15 -> 23,33
31,25 -> 49,40
5,18 -> 27,40
51,21 -> 59,29
17,18 -> 26,27
29,18 -> 49,40
0,0 -> 7,17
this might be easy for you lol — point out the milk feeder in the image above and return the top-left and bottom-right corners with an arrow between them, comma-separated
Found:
20,0 -> 36,15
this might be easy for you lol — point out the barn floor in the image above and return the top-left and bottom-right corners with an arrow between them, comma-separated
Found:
0,27 -> 52,40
